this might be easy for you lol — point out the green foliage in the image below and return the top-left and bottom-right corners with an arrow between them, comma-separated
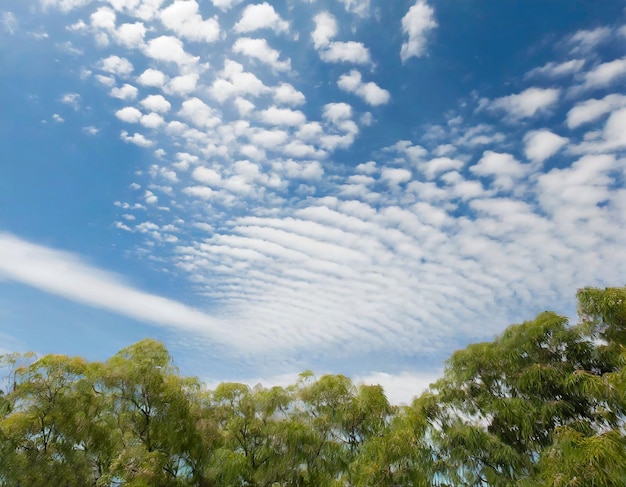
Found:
0,286 -> 625,486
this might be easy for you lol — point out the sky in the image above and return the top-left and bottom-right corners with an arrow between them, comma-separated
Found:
1,0 -> 626,404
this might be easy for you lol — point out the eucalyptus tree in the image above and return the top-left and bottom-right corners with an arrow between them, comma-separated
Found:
417,287 -> 626,486
0,286 -> 623,486
0,353 -> 95,485
98,339 -> 212,486
208,381 -> 293,487
351,400 -> 436,487
284,373 -> 394,486
422,310 -> 602,485
530,287 -> 626,486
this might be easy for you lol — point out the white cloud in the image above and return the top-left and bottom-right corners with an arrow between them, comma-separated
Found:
282,141 -> 325,159
165,73 -> 199,96
570,107 -> 626,153
603,107 -> 626,148
320,41 -> 371,64
238,144 -> 266,161
523,130 -> 568,163
183,185 -> 214,199
90,6 -> 115,32
259,106 -> 306,126
137,68 -> 168,87
567,94 -> 626,129
99,55 -> 134,77
338,70 -> 390,105
355,161 -> 377,174
115,221 -> 132,231
568,26 -> 611,53
526,59 -> 585,78
320,103 -> 359,149
67,19 -> 88,32
140,112 -> 165,128
210,60 -> 270,102
400,0 -> 437,62
233,37 -> 291,71
110,83 -> 138,100
360,112 -> 374,126
115,21 -> 146,48
234,97 -> 255,116
41,0 -> 93,12
57,40 -> 82,55
311,11 -> 337,49
313,21 -> 371,79
60,93 -> 80,110
211,0 -> 244,11
31,1 -> 626,377
178,97 -> 221,129
0,233 -> 228,337
470,151 -> 527,191
582,58 -> 626,90
115,106 -> 143,123
96,74 -> 116,86
323,102 -> 353,123
248,128 -> 288,148
273,83 -> 305,106
487,87 -> 560,119
145,35 -> 199,65
1,11 -> 17,34
420,157 -> 464,179
388,140 -> 428,162
337,0 -> 371,17
144,190 -> 158,204
140,94 -> 172,113
537,154 -> 617,217
160,0 -> 219,42
381,167 -> 412,185
120,130 -> 154,147
432,144 -> 455,156
52,113 -> 64,123
283,159 -> 324,180
193,166 -> 222,186
234,2 -> 289,34
296,122 -> 323,142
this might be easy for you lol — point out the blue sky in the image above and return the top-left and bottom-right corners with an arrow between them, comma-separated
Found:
1,0 -> 626,403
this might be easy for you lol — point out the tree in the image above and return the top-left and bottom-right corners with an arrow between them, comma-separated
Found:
0,353 -> 95,486
1,285 -> 625,486
209,382 -> 292,487
98,339 -> 212,486
531,287 -> 626,486
351,400 -> 435,487
422,311 -> 595,484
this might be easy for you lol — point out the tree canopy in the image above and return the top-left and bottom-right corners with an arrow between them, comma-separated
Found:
1,286 -> 625,486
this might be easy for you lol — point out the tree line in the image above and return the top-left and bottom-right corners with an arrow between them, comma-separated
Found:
1,286 -> 625,486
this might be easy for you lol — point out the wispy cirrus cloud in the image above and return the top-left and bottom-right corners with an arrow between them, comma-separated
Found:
1,11 -> 17,34
0,233 -> 229,341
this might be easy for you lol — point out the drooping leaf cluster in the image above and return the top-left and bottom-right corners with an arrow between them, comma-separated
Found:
0,286 -> 625,486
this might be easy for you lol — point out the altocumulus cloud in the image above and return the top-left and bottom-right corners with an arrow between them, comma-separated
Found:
4,0 -> 626,379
